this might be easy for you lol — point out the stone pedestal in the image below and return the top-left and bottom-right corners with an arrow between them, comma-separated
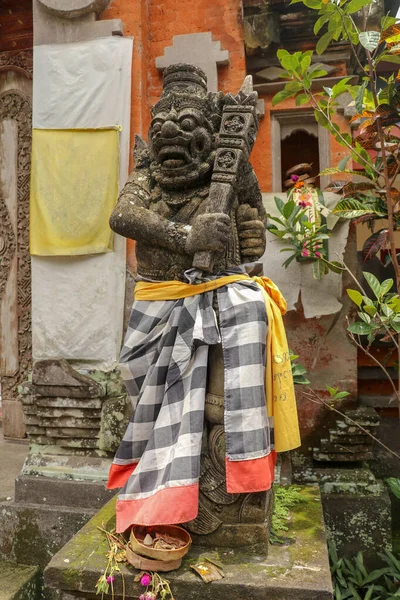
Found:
44,485 -> 333,600
185,343 -> 274,550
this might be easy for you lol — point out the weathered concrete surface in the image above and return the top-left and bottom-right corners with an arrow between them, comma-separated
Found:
0,561 -> 40,600
45,486 -> 333,600
0,427 -> 28,502
14,476 -> 114,509
292,461 -> 391,564
0,501 -> 95,568
322,490 -> 391,564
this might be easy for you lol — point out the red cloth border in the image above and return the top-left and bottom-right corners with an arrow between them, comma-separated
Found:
115,483 -> 199,532
106,462 -> 138,490
225,451 -> 276,493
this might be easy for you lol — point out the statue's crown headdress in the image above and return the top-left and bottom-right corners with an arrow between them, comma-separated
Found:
151,63 -> 223,123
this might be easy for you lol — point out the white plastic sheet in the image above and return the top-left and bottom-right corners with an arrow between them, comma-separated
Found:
31,36 -> 133,367
261,193 -> 350,319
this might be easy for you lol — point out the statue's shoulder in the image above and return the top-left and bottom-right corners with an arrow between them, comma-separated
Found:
120,136 -> 153,203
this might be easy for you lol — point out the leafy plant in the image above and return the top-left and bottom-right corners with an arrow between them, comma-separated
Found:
272,0 -> 400,280
330,543 -> 400,600
347,273 -> 400,341
290,350 -> 311,385
267,185 -> 337,279
272,0 -> 400,414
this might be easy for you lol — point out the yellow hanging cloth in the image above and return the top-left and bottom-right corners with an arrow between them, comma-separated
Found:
134,275 -> 301,453
30,128 -> 120,256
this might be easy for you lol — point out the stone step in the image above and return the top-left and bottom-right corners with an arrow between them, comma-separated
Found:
313,449 -> 373,462
0,561 -> 40,600
329,431 -> 371,445
14,475 -> 115,509
0,500 -> 96,568
319,439 -> 373,454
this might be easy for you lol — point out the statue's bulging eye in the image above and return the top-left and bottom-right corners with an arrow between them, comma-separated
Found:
152,122 -> 162,133
180,118 -> 196,131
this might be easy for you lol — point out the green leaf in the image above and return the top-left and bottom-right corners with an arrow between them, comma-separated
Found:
314,13 -> 330,35
363,305 -> 377,317
386,478 -> 400,499
334,391 -> 351,399
308,69 -> 328,79
292,363 -> 307,376
381,14 -> 397,31
316,31 -> 335,55
326,260 -> 344,274
376,53 -> 400,65
382,303 -> 393,317
358,311 -> 371,323
282,255 -> 296,268
347,289 -> 363,307
363,272 -> 381,299
283,199 -> 296,219
338,156 -> 351,171
272,89 -> 294,107
380,278 -> 394,297
326,385 -> 338,396
295,93 -> 309,106
277,49 -> 294,71
293,375 -> 311,385
331,77 -> 353,99
314,109 -> 330,128
355,80 -> 368,114
274,196 -> 285,215
313,259 -> 328,279
359,31 -> 381,51
345,0 -> 373,14
347,321 -> 376,335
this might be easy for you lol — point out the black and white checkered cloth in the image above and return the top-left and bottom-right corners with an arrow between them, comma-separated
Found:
113,269 -> 273,504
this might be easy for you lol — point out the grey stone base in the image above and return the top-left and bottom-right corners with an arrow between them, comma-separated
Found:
21,451 -> 112,481
0,476 -> 116,569
15,475 -> 115,508
189,521 -> 270,550
0,500 -> 94,569
44,486 -> 333,600
0,560 -> 40,600
293,462 -> 392,564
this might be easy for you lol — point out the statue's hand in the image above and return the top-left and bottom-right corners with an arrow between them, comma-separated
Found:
238,219 -> 266,258
185,213 -> 231,254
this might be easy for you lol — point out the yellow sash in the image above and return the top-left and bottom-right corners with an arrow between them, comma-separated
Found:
134,276 -> 301,453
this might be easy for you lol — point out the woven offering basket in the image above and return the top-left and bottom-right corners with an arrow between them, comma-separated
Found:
127,524 -> 191,571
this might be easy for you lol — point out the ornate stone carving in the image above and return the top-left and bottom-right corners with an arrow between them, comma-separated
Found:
0,91 -> 32,402
0,51 -> 33,76
37,0 -> 110,19
21,360 -> 131,455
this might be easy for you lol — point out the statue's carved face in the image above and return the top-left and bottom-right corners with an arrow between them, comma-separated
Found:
149,104 -> 215,190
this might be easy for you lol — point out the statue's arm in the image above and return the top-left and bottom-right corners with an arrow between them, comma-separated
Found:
237,163 -> 266,261
109,171 -> 230,255
110,200 -> 192,255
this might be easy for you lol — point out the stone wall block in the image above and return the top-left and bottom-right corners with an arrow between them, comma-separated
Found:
98,395 -> 132,453
32,359 -> 105,397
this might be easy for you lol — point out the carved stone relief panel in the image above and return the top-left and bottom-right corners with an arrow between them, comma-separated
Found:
0,57 -> 32,437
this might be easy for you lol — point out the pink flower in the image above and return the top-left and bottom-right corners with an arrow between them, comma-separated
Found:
301,248 -> 309,257
291,174 -> 299,182
106,575 -> 114,584
141,574 -> 152,587
315,251 -> 321,258
140,594 -> 156,600
298,201 -> 308,208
